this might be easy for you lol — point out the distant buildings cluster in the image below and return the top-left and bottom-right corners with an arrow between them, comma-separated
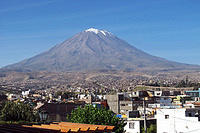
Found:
1,85 -> 200,133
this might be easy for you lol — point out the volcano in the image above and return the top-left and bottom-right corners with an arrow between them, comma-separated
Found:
3,28 -> 200,72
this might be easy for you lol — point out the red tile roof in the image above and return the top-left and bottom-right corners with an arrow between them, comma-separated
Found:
23,122 -> 115,133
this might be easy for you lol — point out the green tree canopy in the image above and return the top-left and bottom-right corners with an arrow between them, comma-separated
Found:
0,101 -> 38,122
67,104 -> 126,133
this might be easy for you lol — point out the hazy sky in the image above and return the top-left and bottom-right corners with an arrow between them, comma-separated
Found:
1,0 -> 200,68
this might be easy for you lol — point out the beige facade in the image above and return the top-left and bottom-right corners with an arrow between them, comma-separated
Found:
106,93 -> 133,114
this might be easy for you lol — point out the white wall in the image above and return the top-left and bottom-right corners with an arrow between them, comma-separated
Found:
124,120 -> 140,133
156,108 -> 200,133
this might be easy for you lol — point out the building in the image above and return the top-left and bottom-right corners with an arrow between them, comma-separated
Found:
7,93 -> 21,101
38,102 -> 85,121
158,96 -> 172,106
105,93 -> 122,114
125,119 -> 141,133
78,94 -> 93,104
185,88 -> 200,97
156,108 -> 200,133
22,89 -> 30,97
124,110 -> 156,133
105,93 -> 133,114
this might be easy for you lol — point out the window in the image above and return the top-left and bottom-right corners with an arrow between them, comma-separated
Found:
129,122 -> 134,129
121,104 -> 126,106
128,104 -> 132,106
165,115 -> 169,119
188,113 -> 192,117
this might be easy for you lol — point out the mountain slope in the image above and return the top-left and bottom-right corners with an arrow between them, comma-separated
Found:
3,28 -> 200,72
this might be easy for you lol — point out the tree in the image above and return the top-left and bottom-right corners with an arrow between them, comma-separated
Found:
0,101 -> 39,122
142,124 -> 156,133
67,105 -> 126,133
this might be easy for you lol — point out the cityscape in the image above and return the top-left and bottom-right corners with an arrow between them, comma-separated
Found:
1,0 -> 200,133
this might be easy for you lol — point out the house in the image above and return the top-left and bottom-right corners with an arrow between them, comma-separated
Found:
156,108 -> 200,133
105,93 -> 133,114
7,93 -> 21,101
185,88 -> 200,97
162,90 -> 181,96
105,92 -> 158,114
37,102 -> 85,121
92,100 -> 109,109
125,119 -> 140,133
78,94 -> 93,104
156,96 -> 172,107
22,89 -> 30,97
124,111 -> 156,133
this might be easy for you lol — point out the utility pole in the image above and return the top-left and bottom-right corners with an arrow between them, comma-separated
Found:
174,109 -> 176,133
143,97 -> 147,133
132,97 -> 134,111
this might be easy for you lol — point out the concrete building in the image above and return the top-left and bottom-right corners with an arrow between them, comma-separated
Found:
22,89 -> 30,97
157,96 -> 172,106
124,119 -> 140,133
78,94 -> 93,104
38,102 -> 85,121
156,108 -> 200,133
124,110 -> 156,133
120,100 -> 133,114
105,93 -> 133,114
185,88 -> 200,97
7,93 -> 21,101
105,93 -> 121,114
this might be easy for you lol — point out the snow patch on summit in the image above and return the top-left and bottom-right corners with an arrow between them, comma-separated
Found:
85,28 -> 99,34
85,28 -> 111,36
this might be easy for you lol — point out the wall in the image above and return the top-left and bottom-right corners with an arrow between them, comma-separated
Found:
105,94 -> 119,114
156,108 -> 200,133
124,120 -> 140,133
120,100 -> 133,114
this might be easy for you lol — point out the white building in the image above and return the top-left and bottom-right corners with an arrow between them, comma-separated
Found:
22,89 -> 30,97
124,119 -> 140,133
7,93 -> 21,101
154,91 -> 162,96
156,108 -> 200,133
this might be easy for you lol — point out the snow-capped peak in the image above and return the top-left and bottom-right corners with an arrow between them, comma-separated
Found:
85,28 -> 99,34
85,28 -> 111,36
